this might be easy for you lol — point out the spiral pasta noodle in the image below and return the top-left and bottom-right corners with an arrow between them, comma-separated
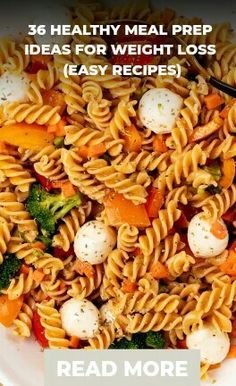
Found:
0,216 -> 13,264
13,297 -> 35,338
139,201 -> 181,256
2,102 -> 61,126
3,268 -> 38,300
7,237 -> 64,274
37,299 -> 70,348
112,150 -> 172,174
109,100 -> 137,139
0,192 -> 38,242
53,204 -> 92,251
0,154 -> 35,193
155,144 -> 207,192
27,61 -> 59,104
0,2 -> 235,379
2,40 -> 30,74
61,148 -> 107,203
0,39 -> 15,71
82,80 -> 103,103
84,158 -> 147,204
85,324 -> 116,349
201,184 -> 236,221
34,149 -> 66,182
111,290 -> 180,315
65,124 -> 111,148
166,252 -> 196,279
67,264 -> 103,299
118,312 -> 182,334
117,223 -> 139,252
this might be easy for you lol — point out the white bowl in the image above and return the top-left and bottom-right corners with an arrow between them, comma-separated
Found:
0,1 -> 235,385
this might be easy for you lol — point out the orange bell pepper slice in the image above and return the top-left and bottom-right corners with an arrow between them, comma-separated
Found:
123,124 -> 142,152
121,279 -> 137,293
204,93 -> 225,110
145,187 -> 164,218
153,134 -> 168,153
220,250 -> 236,276
0,123 -> 54,150
73,260 -> 95,279
219,159 -> 235,190
0,295 -> 24,327
150,261 -> 169,279
104,192 -> 150,227
210,220 -> 228,240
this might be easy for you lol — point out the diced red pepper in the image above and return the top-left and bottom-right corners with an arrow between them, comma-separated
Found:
180,234 -> 194,256
175,213 -> 189,229
230,241 -> 236,253
34,170 -> 53,192
32,310 -> 49,348
145,187 -> 164,218
222,208 -> 236,223
177,339 -> 187,349
168,226 -> 177,235
53,245 -> 74,258
179,203 -> 200,222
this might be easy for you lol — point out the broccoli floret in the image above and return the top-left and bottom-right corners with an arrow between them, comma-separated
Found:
110,338 -> 140,349
206,185 -> 222,195
26,184 -> 81,236
37,234 -> 52,249
110,332 -> 165,349
53,136 -> 64,148
110,333 -> 146,349
145,331 -> 165,349
203,162 -> 221,182
0,255 -> 22,291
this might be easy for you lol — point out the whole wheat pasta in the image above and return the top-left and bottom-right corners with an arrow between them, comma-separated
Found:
0,2 -> 235,380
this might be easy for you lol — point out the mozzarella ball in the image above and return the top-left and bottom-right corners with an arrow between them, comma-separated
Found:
187,325 -> 230,365
0,72 -> 30,106
100,303 -> 115,324
138,88 -> 183,134
60,298 -> 99,340
187,213 -> 228,258
33,4 -> 71,46
74,221 -> 116,264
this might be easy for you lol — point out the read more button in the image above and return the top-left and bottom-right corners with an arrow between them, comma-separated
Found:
44,349 -> 200,386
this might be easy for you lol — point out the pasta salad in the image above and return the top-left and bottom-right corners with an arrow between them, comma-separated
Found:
0,0 -> 236,381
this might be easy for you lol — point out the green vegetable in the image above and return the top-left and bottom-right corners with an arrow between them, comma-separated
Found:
0,255 -> 22,291
159,283 -> 168,293
26,184 -> 81,236
206,185 -> 222,195
110,331 -> 165,349
53,136 -> 64,148
157,103 -> 164,113
110,333 -> 146,349
203,162 -> 221,182
145,331 -> 165,349
37,234 -> 52,249
102,152 -> 112,164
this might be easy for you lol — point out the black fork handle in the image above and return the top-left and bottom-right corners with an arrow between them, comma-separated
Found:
209,77 -> 236,98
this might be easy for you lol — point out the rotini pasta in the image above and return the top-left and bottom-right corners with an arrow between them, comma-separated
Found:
0,2 -> 235,381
